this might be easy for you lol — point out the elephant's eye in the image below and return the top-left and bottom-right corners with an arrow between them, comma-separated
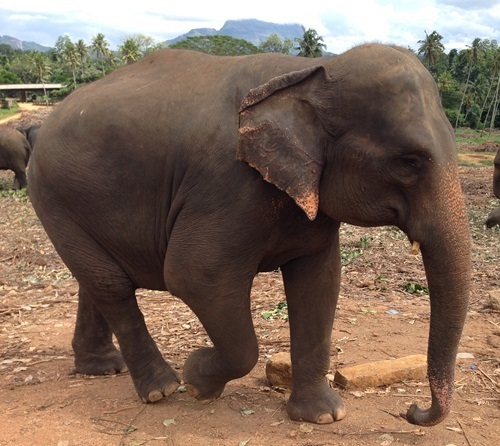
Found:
401,155 -> 420,168
389,154 -> 426,186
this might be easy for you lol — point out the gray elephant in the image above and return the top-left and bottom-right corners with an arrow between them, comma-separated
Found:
0,126 -> 31,189
28,44 -> 471,427
486,148 -> 500,228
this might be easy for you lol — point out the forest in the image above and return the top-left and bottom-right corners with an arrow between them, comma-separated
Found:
0,28 -> 499,130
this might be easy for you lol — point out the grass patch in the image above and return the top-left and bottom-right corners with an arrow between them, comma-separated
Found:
0,107 -> 21,120
458,152 -> 495,167
0,184 -> 29,202
455,128 -> 500,145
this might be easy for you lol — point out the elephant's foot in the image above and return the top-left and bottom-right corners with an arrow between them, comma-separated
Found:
130,358 -> 181,403
74,346 -> 128,375
182,348 -> 229,403
286,382 -> 346,424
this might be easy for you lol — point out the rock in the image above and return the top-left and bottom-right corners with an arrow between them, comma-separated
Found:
266,352 -> 293,390
488,290 -> 500,311
334,354 -> 427,389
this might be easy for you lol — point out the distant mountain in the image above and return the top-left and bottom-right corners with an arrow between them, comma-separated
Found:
165,19 -> 304,47
0,35 -> 52,52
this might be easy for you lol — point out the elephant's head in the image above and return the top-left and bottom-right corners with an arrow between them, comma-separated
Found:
237,43 -> 471,426
493,148 -> 500,199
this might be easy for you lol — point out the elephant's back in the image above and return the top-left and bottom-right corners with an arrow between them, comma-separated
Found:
35,50 -> 323,167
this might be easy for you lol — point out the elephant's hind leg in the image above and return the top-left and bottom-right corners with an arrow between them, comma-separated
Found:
38,214 -> 180,403
13,170 -> 27,189
75,280 -> 180,403
72,289 -> 127,375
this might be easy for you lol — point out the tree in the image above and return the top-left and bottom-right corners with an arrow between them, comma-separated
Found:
91,33 -> 111,76
61,39 -> 80,88
119,37 -> 143,65
128,34 -> 163,56
488,49 -> 500,129
259,34 -> 293,54
294,27 -> 326,57
0,68 -> 21,84
437,71 -> 455,100
170,35 -> 262,56
29,51 -> 52,104
455,38 -> 484,129
75,39 -> 88,78
418,31 -> 445,68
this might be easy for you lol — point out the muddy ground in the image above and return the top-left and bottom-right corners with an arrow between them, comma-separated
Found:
0,106 -> 499,446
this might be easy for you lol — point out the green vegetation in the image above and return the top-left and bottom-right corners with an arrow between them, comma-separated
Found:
0,106 -> 20,120
418,33 -> 500,130
455,128 -> 500,144
170,35 -> 262,56
294,26 -> 326,57
261,301 -> 288,320
403,282 -> 429,295
341,236 -> 371,266
0,185 -> 29,202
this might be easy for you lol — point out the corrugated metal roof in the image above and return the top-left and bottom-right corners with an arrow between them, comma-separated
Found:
0,84 -> 62,90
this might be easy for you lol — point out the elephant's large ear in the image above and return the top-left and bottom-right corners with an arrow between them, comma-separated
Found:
237,66 -> 326,220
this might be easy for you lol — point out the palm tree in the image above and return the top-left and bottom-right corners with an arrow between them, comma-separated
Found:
437,71 -> 454,100
62,40 -> 79,89
75,39 -> 88,78
29,51 -> 52,104
417,31 -> 445,68
119,37 -> 143,65
91,33 -> 110,76
294,27 -> 326,57
455,38 -> 484,129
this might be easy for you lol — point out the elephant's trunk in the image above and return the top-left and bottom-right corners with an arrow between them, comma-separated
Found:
405,165 -> 471,426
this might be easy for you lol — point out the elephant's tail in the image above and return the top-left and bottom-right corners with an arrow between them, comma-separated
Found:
23,137 -> 32,162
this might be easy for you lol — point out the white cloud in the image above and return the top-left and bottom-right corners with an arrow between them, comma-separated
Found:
1,1 -> 500,53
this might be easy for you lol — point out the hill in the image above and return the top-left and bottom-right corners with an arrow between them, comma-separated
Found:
165,19 -> 303,47
0,35 -> 51,52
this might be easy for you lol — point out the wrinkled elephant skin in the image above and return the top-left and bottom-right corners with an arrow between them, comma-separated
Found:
28,44 -> 471,427
0,126 -> 31,189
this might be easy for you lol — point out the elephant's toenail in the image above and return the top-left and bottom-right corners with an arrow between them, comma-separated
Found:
317,413 -> 334,424
163,382 -> 180,397
335,406 -> 347,421
148,390 -> 163,402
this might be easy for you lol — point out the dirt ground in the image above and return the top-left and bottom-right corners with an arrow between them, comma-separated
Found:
0,106 -> 499,446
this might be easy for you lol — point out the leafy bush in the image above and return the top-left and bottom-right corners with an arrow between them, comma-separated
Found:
466,103 -> 481,129
444,108 -> 463,127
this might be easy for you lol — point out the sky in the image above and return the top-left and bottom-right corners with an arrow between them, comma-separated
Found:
1,0 -> 500,54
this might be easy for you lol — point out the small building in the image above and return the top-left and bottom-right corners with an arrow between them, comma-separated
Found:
0,83 -> 63,102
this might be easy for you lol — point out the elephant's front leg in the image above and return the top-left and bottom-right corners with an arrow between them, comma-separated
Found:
179,285 -> 259,403
281,231 -> 346,424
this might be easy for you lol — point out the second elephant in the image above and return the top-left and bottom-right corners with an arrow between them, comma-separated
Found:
0,126 -> 32,189
486,148 -> 500,228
